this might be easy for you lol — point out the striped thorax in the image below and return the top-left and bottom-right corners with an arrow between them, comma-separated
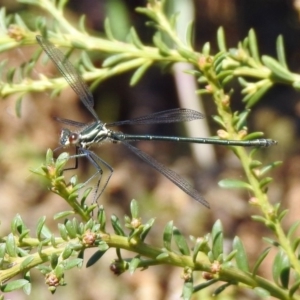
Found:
60,121 -> 111,149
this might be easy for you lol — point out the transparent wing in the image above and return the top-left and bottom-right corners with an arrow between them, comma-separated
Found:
107,108 -> 205,127
122,141 -> 210,208
36,35 -> 99,121
55,117 -> 86,128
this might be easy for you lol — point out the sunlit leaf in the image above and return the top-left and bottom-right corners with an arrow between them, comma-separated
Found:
233,237 -> 249,272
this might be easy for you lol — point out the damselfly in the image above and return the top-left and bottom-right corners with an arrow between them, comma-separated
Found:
36,35 -> 277,208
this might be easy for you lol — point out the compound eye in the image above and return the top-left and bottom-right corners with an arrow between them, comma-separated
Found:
69,133 -> 79,143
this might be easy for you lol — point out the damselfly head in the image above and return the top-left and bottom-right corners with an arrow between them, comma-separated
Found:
60,129 -> 79,146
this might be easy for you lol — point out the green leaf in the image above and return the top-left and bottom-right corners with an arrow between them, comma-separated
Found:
80,187 -> 92,205
259,177 -> 273,189
102,53 -> 131,67
15,94 -> 24,118
98,241 -> 109,252
244,81 -> 273,108
11,214 -> 27,235
156,252 -> 169,260
35,17 -> 47,35
287,221 -> 300,239
263,237 -> 280,247
20,256 -> 35,270
6,66 -> 16,83
1,279 -> 29,292
213,282 -> 232,296
50,87 -> 63,99
104,18 -> 115,41
54,264 -> 64,279
207,250 -> 214,263
185,21 -> 194,49
259,161 -> 282,177
129,199 -> 139,219
14,13 -> 28,29
238,76 -> 249,87
129,27 -> 144,49
18,248 -> 29,257
54,211 -> 75,220
243,131 -> 265,141
248,29 -> 260,63
233,237 -> 249,272
197,75 -> 207,83
198,235 -> 211,255
50,253 -> 58,269
262,55 -> 294,83
45,149 -> 54,165
6,233 -> 17,257
78,249 -> 84,260
36,265 -> 51,274
280,260 -> 291,289
192,238 -> 204,262
221,74 -> 234,85
182,280 -> 193,300
169,12 -> 179,31
216,70 -> 232,83
135,7 -> 157,20
234,110 -> 250,131
272,250 -> 290,288
64,258 -> 83,270
292,237 -> 300,252
23,282 -> 31,295
211,220 -> 223,261
224,250 -> 237,263
211,115 -> 225,128
50,234 -> 57,247
140,218 -> 155,241
289,278 -> 300,297
173,227 -> 190,255
252,247 -> 271,277
65,220 -> 77,239
58,224 -> 69,241
129,257 -> 141,274
196,89 -> 211,95
72,218 -> 79,233
98,205 -> 106,231
254,287 -> 270,298
193,279 -> 219,292
57,0 -> 68,11
0,243 -> 6,259
111,215 -> 125,236
249,160 -> 263,169
163,221 -> 173,251
213,52 -> 227,73
84,219 -> 94,231
218,179 -> 253,191
80,51 -> 95,71
41,224 -> 52,239
276,35 -> 287,68
69,175 -> 78,187
86,250 -> 107,268
62,245 -> 73,260
217,27 -> 226,51
130,60 -> 152,86
55,153 -> 69,172
153,32 -> 171,56
202,42 -> 210,55
78,14 -> 88,34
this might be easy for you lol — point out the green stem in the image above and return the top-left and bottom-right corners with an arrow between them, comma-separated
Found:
38,0 -> 81,36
